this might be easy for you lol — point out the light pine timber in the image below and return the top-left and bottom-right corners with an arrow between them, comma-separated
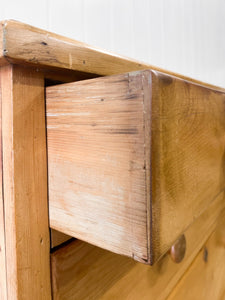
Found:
0,20 -> 225,92
150,71 -> 225,260
51,192 -> 225,300
1,65 -> 51,299
0,69 -> 7,300
47,71 -> 151,263
167,208 -> 225,300
47,70 -> 225,264
0,20 -> 225,254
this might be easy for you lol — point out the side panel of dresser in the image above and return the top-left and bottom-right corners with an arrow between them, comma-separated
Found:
47,71 -> 151,263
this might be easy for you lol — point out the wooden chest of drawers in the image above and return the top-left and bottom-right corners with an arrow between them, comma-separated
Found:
0,20 -> 224,300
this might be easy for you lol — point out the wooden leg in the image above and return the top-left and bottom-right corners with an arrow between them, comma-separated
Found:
0,65 -> 51,299
0,68 -> 7,300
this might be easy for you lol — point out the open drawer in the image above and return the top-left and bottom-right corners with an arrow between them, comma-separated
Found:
46,69 -> 225,264
1,20 -> 225,299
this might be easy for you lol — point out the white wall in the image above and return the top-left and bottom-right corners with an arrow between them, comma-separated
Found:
0,0 -> 224,87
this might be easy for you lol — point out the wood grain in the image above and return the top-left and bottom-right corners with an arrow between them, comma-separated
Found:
0,69 -> 7,300
47,71 -> 152,263
151,71 -> 225,261
47,69 -> 225,263
167,208 -> 225,300
0,20 -> 224,92
51,192 -> 225,300
1,65 -> 51,299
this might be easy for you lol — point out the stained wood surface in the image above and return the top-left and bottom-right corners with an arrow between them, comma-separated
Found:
47,69 -> 225,263
47,71 -> 152,263
0,20 -> 224,92
0,69 -> 7,300
168,209 -> 225,300
51,192 -> 225,300
1,65 -> 51,299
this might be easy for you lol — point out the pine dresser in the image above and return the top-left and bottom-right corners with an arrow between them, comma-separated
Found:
0,20 -> 224,300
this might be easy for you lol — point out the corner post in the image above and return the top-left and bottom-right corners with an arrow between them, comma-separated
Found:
0,64 -> 51,299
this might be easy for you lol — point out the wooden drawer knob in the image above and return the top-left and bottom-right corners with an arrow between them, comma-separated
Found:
170,234 -> 186,263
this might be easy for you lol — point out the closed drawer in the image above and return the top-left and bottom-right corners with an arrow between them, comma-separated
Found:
46,69 -> 225,264
167,209 -> 225,300
51,196 -> 225,299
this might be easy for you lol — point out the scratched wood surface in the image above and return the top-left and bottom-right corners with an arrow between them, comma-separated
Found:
47,69 -> 225,264
51,193 -> 225,300
47,70 -> 152,263
0,20 -> 225,93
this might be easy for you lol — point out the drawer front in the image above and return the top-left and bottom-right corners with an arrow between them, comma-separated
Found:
46,69 -> 225,264
51,196 -> 225,300
167,209 -> 225,300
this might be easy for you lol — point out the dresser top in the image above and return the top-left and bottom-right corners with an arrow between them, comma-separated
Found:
0,20 -> 224,92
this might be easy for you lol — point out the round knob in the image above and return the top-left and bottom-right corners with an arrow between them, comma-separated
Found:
170,234 -> 186,263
